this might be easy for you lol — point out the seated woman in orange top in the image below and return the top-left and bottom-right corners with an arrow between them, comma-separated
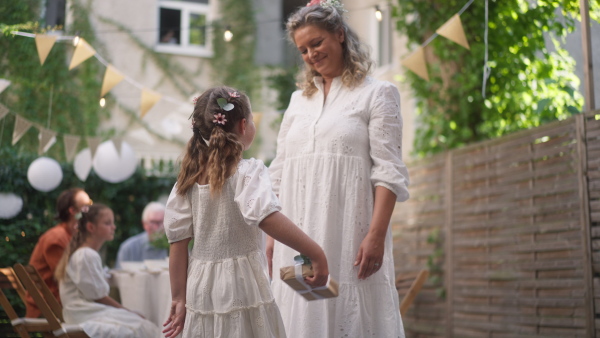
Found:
26,188 -> 92,318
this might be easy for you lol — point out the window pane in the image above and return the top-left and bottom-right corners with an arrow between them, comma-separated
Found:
189,13 -> 207,46
159,8 -> 181,45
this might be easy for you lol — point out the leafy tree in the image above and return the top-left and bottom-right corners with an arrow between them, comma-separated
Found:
392,0 -> 598,157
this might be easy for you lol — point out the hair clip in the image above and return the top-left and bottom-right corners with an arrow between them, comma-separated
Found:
217,98 -> 234,111
213,113 -> 227,125
192,96 -> 199,105
229,91 -> 240,98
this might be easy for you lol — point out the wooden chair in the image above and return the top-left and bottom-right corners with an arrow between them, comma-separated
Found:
0,267 -> 52,337
397,269 -> 429,316
13,264 -> 88,338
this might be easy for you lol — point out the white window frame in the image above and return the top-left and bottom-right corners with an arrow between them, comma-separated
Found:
370,4 -> 393,71
155,0 -> 213,57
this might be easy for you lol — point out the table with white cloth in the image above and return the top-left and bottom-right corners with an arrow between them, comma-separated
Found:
110,265 -> 171,328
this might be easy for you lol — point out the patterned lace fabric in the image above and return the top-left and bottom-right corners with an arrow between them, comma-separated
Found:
164,158 -> 286,337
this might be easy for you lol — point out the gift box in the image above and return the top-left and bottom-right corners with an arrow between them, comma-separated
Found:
280,263 -> 339,301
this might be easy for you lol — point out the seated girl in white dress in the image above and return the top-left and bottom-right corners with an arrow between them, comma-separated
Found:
162,86 -> 330,338
54,203 -> 162,338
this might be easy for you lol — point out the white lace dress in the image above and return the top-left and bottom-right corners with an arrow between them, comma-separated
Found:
60,247 -> 162,338
269,76 -> 410,338
164,158 -> 286,338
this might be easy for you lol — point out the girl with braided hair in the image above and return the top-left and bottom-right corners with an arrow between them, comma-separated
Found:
163,86 -> 329,338
55,204 -> 162,337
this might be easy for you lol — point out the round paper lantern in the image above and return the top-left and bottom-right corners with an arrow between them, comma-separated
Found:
27,157 -> 63,192
0,193 -> 23,219
74,148 -> 92,181
93,141 -> 138,183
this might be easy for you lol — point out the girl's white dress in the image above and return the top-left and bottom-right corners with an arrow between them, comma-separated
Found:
164,158 -> 286,338
60,247 -> 162,338
269,76 -> 410,337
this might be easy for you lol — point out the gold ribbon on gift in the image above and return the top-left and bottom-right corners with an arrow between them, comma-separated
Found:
101,65 -> 125,97
63,134 -> 81,162
38,127 -> 57,154
436,14 -> 470,50
12,115 -> 33,145
140,89 -> 162,118
69,38 -> 97,70
401,47 -> 429,81
87,136 -> 102,160
35,35 -> 58,65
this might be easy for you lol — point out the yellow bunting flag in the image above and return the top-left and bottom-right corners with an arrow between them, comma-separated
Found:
38,127 -> 57,154
111,137 -> 123,156
12,115 -> 32,145
35,35 -> 58,65
140,89 -> 162,118
436,14 -> 470,50
87,136 -> 102,160
0,103 -> 9,120
401,47 -> 429,81
63,134 -> 81,162
69,38 -> 97,70
101,65 -> 125,97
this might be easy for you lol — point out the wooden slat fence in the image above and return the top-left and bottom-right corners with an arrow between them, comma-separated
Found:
392,111 -> 600,337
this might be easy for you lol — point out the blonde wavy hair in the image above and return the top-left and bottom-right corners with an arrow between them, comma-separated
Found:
287,4 -> 373,97
177,86 -> 251,196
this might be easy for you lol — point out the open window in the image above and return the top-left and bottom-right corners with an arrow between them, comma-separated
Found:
156,0 -> 212,57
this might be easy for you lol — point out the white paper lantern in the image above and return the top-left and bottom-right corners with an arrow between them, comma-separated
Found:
93,141 -> 138,183
74,148 -> 92,181
27,157 -> 63,192
0,193 -> 23,219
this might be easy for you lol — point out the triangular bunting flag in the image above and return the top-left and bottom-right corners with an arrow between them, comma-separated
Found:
69,38 -> 97,70
101,65 -> 125,97
253,112 -> 263,128
0,103 -> 8,120
436,14 -> 470,50
12,115 -> 33,145
401,47 -> 429,81
111,137 -> 124,156
87,136 -> 102,160
0,79 -> 11,94
63,134 -> 81,162
38,127 -> 57,154
35,35 -> 58,65
140,89 -> 162,118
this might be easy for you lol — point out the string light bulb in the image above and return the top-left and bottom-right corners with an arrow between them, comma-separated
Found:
99,97 -> 106,107
224,26 -> 233,42
73,35 -> 80,46
375,6 -> 383,22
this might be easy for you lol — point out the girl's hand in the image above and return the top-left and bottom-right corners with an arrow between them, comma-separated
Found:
163,299 -> 186,338
266,236 -> 274,279
354,232 -> 385,280
304,252 -> 329,287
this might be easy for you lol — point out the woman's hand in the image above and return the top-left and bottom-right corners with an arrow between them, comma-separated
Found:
266,235 -> 274,279
163,299 -> 186,338
354,232 -> 385,280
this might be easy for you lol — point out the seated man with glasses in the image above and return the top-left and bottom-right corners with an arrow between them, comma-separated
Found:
115,202 -> 167,269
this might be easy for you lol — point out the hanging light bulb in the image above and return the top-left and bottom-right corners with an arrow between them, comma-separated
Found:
99,97 -> 106,107
375,6 -> 383,22
224,26 -> 233,42
73,35 -> 80,46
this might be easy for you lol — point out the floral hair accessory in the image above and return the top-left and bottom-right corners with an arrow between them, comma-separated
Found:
307,0 -> 347,12
217,98 -> 234,111
213,113 -> 227,125
192,96 -> 199,105
228,91 -> 240,98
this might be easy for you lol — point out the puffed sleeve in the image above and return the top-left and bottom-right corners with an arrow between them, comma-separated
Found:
164,183 -> 194,243
235,159 -> 282,227
67,248 -> 109,301
368,82 -> 410,202
269,91 -> 299,195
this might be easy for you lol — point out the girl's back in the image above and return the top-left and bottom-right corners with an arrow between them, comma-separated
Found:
165,158 -> 286,337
